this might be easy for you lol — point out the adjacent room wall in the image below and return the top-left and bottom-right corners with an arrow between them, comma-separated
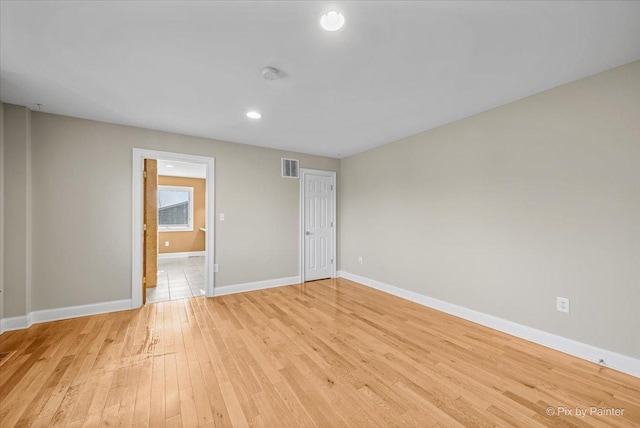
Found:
158,175 -> 206,254
340,61 -> 640,359
27,113 -> 339,312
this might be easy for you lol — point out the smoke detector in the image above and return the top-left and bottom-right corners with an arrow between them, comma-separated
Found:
262,67 -> 280,81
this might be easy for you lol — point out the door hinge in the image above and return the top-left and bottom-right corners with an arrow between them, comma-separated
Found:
331,221 -> 333,227
331,184 -> 334,191
143,223 -> 147,231
143,276 -> 146,284
143,171 -> 147,178
331,259 -> 333,264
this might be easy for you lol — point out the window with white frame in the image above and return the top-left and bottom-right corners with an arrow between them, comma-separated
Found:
158,186 -> 194,231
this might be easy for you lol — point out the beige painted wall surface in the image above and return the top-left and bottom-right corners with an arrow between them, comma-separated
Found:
0,102 -> 4,321
158,175 -> 206,254
30,114 -> 339,311
2,104 -> 31,318
340,61 -> 640,358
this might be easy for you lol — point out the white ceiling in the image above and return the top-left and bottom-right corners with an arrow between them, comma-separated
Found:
1,1 -> 639,158
158,159 -> 206,179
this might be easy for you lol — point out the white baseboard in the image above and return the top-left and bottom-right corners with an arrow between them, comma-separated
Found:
0,299 -> 133,334
158,251 -> 205,259
0,274 -> 299,332
338,271 -> 640,379
1,315 -> 30,333
214,276 -> 301,297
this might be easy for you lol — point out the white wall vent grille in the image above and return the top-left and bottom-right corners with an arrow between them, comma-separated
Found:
281,158 -> 299,178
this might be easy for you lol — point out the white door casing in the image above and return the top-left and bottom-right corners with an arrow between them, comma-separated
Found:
300,169 -> 336,282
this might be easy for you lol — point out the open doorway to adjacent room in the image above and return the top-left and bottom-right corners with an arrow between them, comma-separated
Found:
132,149 -> 215,308
148,159 -> 208,303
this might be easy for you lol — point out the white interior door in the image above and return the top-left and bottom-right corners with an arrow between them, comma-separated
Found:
303,172 -> 334,281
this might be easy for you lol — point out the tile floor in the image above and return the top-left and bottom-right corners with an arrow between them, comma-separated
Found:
146,256 -> 206,303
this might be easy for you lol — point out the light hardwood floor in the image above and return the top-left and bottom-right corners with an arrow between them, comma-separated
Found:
1,278 -> 638,427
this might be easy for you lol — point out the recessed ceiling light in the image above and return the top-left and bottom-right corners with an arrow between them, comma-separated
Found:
321,10 -> 345,32
247,111 -> 262,119
166,164 -> 174,168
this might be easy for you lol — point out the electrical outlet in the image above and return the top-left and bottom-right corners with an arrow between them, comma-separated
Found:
557,297 -> 570,313
358,256 -> 363,264
219,213 -> 225,221
214,264 -> 219,273
165,241 -> 169,247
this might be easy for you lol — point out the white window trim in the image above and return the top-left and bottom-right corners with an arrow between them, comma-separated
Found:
158,185 -> 194,232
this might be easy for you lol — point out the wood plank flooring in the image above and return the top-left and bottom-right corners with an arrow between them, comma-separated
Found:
1,278 -> 638,427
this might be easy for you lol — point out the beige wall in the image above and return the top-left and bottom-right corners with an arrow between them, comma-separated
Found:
22,113 -> 339,312
2,104 -> 32,318
0,102 -> 4,322
340,61 -> 640,359
158,175 -> 206,254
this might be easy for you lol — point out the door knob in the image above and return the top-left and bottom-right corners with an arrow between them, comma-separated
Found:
305,231 -> 311,235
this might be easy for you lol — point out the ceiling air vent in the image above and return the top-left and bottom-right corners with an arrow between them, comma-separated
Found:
281,158 -> 299,178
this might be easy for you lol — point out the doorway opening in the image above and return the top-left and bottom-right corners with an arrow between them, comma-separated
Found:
299,168 -> 337,283
150,160 -> 207,303
132,149 -> 215,308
